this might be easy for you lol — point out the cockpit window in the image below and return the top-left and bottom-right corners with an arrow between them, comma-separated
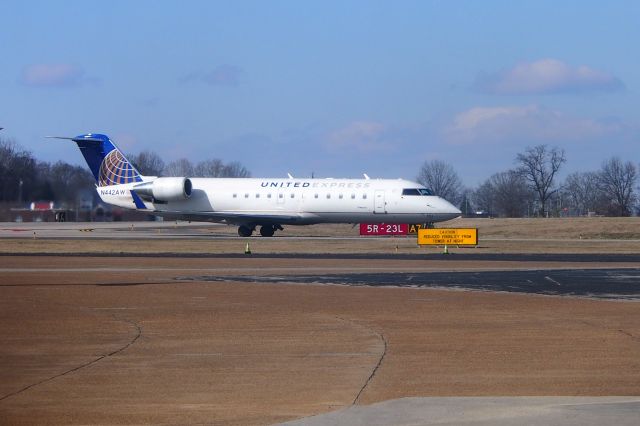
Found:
402,188 -> 433,196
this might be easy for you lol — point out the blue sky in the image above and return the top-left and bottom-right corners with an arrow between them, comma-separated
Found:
1,0 -> 638,186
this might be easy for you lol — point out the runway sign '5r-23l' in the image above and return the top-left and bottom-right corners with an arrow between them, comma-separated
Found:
418,228 -> 478,245
360,223 -> 409,235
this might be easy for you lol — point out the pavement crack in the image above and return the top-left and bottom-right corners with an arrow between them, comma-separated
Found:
617,329 -> 640,342
0,315 -> 142,403
578,320 -> 640,344
335,316 -> 387,405
353,332 -> 387,405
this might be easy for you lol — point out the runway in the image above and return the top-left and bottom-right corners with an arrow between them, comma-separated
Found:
3,221 -> 640,257
1,222 -> 640,424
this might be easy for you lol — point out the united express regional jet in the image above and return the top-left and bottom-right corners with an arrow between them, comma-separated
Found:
51,133 -> 461,237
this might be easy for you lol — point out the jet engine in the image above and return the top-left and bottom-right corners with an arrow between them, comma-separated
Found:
133,177 -> 192,202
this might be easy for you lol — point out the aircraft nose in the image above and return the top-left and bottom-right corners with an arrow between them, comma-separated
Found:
438,197 -> 462,218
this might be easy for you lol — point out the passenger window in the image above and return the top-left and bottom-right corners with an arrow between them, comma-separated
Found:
290,193 -> 295,198
363,194 -> 367,199
339,194 -> 343,199
267,193 -> 272,198
326,194 -> 331,199
279,194 -> 284,198
256,193 -> 260,198
314,194 -> 319,198
233,193 -> 237,198
244,193 -> 249,198
351,194 -> 355,199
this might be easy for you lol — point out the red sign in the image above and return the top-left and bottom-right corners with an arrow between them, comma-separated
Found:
359,223 -> 408,236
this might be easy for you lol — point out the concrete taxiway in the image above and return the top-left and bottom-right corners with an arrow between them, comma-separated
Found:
283,397 -> 640,426
1,220 -> 640,245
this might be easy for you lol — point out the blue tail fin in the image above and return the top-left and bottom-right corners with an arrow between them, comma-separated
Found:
49,133 -> 143,187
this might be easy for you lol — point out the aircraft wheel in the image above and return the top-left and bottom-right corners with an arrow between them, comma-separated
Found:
260,225 -> 275,237
238,225 -> 253,237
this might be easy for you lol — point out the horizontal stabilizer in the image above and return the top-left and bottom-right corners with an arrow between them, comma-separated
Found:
46,136 -> 104,144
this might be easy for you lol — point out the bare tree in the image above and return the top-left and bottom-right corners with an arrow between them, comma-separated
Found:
598,157 -> 637,216
494,170 -> 532,217
516,145 -> 566,217
163,158 -> 194,177
194,159 -> 251,177
473,170 -> 533,218
46,161 -> 95,204
129,150 -> 165,176
563,171 -> 603,216
458,187 -> 474,216
194,159 -> 226,177
0,138 -> 37,202
221,161 -> 251,178
472,180 -> 495,215
417,159 -> 463,204
158,156 -> 251,178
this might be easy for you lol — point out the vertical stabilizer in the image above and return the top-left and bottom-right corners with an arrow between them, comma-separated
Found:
48,133 -> 143,186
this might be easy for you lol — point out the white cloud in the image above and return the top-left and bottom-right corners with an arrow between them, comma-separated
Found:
475,59 -> 624,95
327,120 -> 390,153
20,63 -> 86,87
444,105 -> 624,145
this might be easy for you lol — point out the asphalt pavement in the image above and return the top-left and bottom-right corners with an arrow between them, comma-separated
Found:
185,267 -> 640,300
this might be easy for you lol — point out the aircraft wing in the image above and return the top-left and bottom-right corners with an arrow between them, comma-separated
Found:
151,210 -> 312,225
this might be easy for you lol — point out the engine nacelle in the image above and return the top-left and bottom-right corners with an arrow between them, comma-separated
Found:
134,177 -> 192,202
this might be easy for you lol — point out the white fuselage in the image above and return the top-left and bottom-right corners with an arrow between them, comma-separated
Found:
98,177 -> 461,225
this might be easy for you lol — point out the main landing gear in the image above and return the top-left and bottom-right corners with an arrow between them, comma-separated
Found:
237,224 -> 283,237
238,225 -> 254,237
259,226 -> 275,237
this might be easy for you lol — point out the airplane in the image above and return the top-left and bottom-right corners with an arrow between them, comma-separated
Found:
49,133 -> 461,236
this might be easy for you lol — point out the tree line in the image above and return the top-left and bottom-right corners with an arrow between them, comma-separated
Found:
417,145 -> 638,217
129,150 -> 250,178
0,138 -> 250,206
2,136 -> 637,216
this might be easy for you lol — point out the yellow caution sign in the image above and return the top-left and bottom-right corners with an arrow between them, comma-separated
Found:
417,228 -> 478,246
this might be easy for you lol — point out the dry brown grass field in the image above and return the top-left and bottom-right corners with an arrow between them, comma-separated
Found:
1,219 -> 640,424
1,256 -> 640,424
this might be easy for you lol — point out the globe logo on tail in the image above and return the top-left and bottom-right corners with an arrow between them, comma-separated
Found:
98,150 -> 140,186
